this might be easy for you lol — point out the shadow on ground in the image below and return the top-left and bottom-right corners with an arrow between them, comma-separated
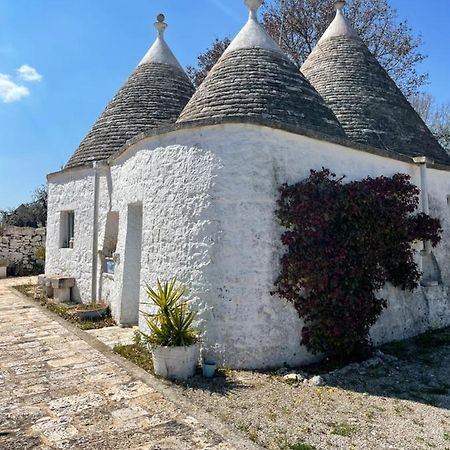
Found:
175,369 -> 248,396
177,327 -> 450,411
304,327 -> 450,410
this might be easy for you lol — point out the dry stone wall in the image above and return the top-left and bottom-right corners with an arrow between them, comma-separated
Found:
0,225 -> 46,275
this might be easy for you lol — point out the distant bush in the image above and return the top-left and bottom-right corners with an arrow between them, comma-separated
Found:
35,246 -> 46,261
1,185 -> 47,228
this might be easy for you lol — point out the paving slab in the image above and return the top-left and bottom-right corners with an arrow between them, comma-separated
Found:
86,325 -> 136,349
0,278 -> 259,450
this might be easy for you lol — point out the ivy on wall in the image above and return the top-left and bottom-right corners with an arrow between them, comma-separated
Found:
274,169 -> 442,360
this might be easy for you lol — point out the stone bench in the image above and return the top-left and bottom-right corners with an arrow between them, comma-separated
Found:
38,274 -> 75,303
0,259 -> 7,279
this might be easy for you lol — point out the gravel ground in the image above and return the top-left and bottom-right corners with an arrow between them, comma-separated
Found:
169,330 -> 450,450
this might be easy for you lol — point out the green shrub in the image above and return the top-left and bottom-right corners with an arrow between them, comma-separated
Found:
35,246 -> 46,261
140,278 -> 198,347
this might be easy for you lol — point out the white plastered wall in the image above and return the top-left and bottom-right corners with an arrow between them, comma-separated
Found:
46,123 -> 450,368
46,167 -> 96,302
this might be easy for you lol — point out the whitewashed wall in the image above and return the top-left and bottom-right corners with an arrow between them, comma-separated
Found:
46,167 -> 96,302
46,123 -> 450,368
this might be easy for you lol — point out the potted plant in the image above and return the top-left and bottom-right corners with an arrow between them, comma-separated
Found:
140,278 -> 199,380
74,303 -> 109,321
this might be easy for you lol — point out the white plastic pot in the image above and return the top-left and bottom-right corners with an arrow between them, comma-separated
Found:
151,344 -> 200,380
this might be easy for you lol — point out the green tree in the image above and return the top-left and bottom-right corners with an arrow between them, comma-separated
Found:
1,184 -> 48,228
410,93 -> 450,151
186,37 -> 231,87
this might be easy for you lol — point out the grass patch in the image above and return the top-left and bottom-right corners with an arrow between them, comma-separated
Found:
74,303 -> 108,311
415,329 -> 450,349
13,284 -> 116,330
444,432 -> 450,441
330,422 -> 358,437
394,403 -> 414,416
13,284 -> 35,297
381,327 -> 450,360
289,443 -> 318,450
113,342 -> 154,374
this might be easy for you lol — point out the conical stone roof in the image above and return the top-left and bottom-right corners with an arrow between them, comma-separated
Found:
301,1 -> 449,164
177,0 -> 345,140
66,15 -> 194,169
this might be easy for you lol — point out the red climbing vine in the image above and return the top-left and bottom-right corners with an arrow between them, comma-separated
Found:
274,169 -> 442,359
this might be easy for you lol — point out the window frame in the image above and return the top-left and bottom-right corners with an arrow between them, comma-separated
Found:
60,210 -> 75,249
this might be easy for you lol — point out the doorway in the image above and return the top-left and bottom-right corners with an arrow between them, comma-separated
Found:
120,202 -> 143,326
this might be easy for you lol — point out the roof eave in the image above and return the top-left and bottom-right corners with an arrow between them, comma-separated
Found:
49,117 -> 450,180
109,116 -> 450,170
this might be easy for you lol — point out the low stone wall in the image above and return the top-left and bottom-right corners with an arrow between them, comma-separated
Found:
0,225 -> 46,275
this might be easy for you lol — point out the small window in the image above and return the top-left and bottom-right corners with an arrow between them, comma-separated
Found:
103,211 -> 119,257
103,211 -> 119,274
60,211 -> 75,248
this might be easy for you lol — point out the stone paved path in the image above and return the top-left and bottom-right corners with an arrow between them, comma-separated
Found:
0,278 -> 249,450
86,326 -> 136,349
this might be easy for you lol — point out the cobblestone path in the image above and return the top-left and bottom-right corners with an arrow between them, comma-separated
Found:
0,279 -> 243,450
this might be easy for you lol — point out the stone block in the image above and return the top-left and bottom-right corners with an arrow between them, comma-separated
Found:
0,266 -> 6,279
51,277 -> 75,289
54,287 -> 71,303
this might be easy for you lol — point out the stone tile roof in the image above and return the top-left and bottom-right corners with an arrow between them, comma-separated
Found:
177,47 -> 346,139
302,7 -> 450,164
65,62 -> 194,169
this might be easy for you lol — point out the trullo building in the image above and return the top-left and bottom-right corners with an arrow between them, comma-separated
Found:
46,0 -> 450,368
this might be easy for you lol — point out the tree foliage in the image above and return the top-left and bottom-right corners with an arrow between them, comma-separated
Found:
274,169 -> 441,359
0,184 -> 48,228
187,0 -> 427,96
186,37 -> 231,87
410,93 -> 450,151
264,0 -> 427,96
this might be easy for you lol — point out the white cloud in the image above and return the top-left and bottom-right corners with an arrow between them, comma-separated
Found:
17,64 -> 42,82
0,74 -> 29,103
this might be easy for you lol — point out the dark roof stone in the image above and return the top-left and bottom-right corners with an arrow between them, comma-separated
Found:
177,47 -> 346,140
66,62 -> 194,168
302,35 -> 450,164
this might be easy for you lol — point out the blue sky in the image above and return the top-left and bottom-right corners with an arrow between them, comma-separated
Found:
0,0 -> 448,210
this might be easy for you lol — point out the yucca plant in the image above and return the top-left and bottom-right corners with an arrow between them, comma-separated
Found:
140,278 -> 198,347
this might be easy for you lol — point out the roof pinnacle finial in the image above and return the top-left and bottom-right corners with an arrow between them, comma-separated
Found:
334,1 -> 346,12
245,0 -> 263,20
155,13 -> 167,37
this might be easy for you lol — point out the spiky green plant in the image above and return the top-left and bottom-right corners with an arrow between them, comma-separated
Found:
140,278 -> 198,347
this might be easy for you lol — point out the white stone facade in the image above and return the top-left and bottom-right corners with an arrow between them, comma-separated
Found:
46,123 -> 450,368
